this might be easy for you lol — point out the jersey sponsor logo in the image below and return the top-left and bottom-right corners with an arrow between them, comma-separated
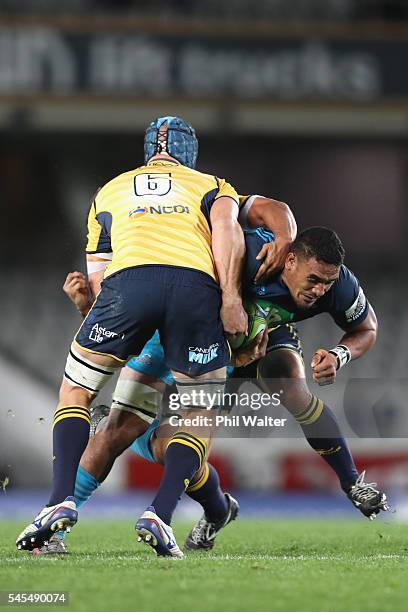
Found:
129,206 -> 148,218
345,287 -> 366,323
129,204 -> 190,218
188,343 -> 219,364
89,323 -> 119,343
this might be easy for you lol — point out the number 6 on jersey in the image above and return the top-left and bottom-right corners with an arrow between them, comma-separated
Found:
134,173 -> 172,196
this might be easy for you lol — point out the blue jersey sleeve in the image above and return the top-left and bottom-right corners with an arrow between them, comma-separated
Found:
242,227 -> 275,289
329,265 -> 369,329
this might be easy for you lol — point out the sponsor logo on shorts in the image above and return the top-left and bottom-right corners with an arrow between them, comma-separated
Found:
188,343 -> 219,364
89,323 -> 119,344
129,205 -> 190,218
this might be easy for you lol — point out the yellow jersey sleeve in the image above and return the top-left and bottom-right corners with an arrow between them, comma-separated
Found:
238,195 -> 250,208
86,200 -> 112,254
215,178 -> 239,206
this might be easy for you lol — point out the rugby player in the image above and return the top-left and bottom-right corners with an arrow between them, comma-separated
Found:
77,226 -> 387,546
231,226 -> 388,528
29,193 -> 294,557
16,116 -> 248,557
46,224 -> 388,557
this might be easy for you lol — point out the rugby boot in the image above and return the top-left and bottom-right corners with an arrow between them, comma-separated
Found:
184,493 -> 239,551
32,532 -> 69,555
347,471 -> 389,520
16,497 -> 77,551
136,506 -> 184,559
90,404 -> 110,436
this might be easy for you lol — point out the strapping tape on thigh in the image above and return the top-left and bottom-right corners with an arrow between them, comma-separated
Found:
64,346 -> 117,394
111,379 -> 161,422
173,378 -> 226,410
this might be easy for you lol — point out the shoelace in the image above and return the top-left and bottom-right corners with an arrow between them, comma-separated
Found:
190,518 -> 212,544
351,471 -> 381,503
352,485 -> 380,503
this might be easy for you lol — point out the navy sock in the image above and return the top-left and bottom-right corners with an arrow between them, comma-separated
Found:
151,432 -> 205,525
48,406 -> 90,506
297,397 -> 358,492
186,463 -> 228,522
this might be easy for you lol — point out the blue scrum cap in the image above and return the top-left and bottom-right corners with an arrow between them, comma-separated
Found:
144,116 -> 198,169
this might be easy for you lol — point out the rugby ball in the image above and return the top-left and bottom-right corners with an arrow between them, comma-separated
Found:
229,298 -> 270,350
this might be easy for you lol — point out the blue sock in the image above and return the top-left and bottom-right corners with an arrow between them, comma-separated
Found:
297,397 -> 358,492
48,408 -> 90,506
55,466 -> 100,541
74,465 -> 101,509
151,433 -> 205,525
186,463 -> 228,522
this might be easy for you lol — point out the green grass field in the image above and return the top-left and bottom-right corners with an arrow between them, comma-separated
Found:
1,519 -> 407,612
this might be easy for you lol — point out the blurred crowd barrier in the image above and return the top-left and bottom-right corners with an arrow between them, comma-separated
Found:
0,18 -> 407,103
1,0 -> 408,20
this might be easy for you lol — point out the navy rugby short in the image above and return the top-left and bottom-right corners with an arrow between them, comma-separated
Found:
75,265 -> 229,376
232,323 -> 303,379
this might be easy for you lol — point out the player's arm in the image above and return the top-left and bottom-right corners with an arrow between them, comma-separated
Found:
242,196 -> 297,282
63,255 -> 108,318
86,254 -> 111,298
210,196 -> 248,336
232,328 -> 269,368
337,303 -> 377,357
63,271 -> 93,317
65,190 -> 112,317
311,272 -> 377,386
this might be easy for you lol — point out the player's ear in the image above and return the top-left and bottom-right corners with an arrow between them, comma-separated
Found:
285,251 -> 296,271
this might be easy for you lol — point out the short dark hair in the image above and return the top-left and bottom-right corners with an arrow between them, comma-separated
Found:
291,227 -> 345,267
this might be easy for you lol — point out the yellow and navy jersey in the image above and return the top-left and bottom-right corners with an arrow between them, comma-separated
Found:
86,159 -> 239,281
239,195 -> 250,208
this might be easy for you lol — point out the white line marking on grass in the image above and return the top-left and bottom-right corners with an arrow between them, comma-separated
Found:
200,554 -> 407,561
3,553 -> 406,564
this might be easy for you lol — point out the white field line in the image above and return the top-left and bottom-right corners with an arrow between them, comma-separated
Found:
3,553 -> 406,563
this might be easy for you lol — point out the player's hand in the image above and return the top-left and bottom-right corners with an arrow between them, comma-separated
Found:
311,349 -> 337,386
63,271 -> 92,317
221,295 -> 248,336
254,240 -> 290,283
232,328 -> 269,368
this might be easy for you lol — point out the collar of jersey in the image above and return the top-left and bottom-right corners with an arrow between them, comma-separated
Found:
256,274 -> 291,299
147,158 -> 180,166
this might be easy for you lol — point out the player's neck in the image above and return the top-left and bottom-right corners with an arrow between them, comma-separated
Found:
279,270 -> 288,286
279,271 -> 293,294
148,153 -> 179,164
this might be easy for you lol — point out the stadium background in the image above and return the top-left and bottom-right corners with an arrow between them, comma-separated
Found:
1,0 -> 408,522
